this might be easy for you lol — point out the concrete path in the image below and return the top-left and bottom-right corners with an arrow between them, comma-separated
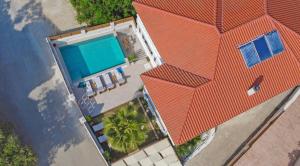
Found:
186,89 -> 292,166
236,96 -> 300,166
0,0 -> 106,165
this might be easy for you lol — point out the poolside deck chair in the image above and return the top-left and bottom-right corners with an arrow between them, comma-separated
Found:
114,69 -> 126,85
85,81 -> 96,97
92,123 -> 104,132
98,135 -> 107,143
92,77 -> 106,93
103,73 -> 115,90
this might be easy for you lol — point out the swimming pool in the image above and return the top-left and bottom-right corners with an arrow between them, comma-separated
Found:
59,35 -> 125,81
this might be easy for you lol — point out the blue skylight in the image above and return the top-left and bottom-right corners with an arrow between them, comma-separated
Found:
253,36 -> 272,61
240,43 -> 260,68
265,31 -> 285,55
239,30 -> 284,68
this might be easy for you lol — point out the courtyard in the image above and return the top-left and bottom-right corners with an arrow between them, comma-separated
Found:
87,98 -> 164,163
75,58 -> 150,117
48,16 -> 171,165
49,18 -> 152,118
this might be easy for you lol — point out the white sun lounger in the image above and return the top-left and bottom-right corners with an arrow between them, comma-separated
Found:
98,135 -> 107,143
114,69 -> 126,85
92,123 -> 104,132
85,81 -> 95,97
103,73 -> 114,90
92,77 -> 106,93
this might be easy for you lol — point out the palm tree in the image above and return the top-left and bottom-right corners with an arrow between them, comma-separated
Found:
103,104 -> 148,153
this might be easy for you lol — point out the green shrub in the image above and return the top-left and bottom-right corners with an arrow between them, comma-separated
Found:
175,136 -> 201,159
138,86 -> 144,92
103,150 -> 111,161
85,115 -> 93,123
128,54 -> 137,63
70,0 -> 136,26
103,105 -> 148,153
0,123 -> 37,166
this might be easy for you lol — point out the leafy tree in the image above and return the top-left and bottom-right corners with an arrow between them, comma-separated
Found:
103,104 -> 148,153
0,124 -> 37,166
70,0 -> 136,25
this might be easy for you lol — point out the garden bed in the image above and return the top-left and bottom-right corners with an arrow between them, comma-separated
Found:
90,99 -> 162,162
175,136 -> 202,160
138,96 -> 165,138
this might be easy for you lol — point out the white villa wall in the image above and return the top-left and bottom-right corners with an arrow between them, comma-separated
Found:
79,117 -> 109,166
136,15 -> 182,145
46,37 -> 74,96
135,15 -> 163,67
53,21 -> 135,47
143,87 -> 178,146
183,128 -> 216,163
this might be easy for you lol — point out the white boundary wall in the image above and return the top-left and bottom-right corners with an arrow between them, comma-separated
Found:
142,87 -> 179,146
47,19 -> 137,166
283,86 -> 300,110
79,117 -> 110,166
183,128 -> 216,164
135,15 -> 163,67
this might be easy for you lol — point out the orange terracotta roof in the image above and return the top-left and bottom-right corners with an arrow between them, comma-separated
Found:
217,0 -> 266,32
134,0 -> 217,25
134,0 -> 300,145
134,2 -> 220,79
143,64 -> 210,88
268,0 -> 300,35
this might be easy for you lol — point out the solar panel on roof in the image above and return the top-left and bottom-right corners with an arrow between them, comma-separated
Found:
239,30 -> 285,68
265,31 -> 284,55
253,36 -> 272,61
239,42 -> 260,68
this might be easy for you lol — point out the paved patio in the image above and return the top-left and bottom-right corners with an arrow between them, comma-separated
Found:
112,138 -> 182,166
69,25 -> 152,117
75,58 -> 151,117
117,27 -> 147,60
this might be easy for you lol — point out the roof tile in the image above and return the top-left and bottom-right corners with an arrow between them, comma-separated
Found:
134,0 -> 300,144
134,0 -> 217,25
142,64 -> 210,88
268,0 -> 300,35
134,2 -> 220,79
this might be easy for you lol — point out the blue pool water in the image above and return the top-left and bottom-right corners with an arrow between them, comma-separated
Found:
59,35 -> 125,81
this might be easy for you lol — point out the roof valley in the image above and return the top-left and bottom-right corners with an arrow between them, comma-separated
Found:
134,0 -> 300,145
216,0 -> 224,33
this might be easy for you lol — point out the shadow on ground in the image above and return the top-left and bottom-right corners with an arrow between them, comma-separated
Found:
0,0 -> 88,165
288,142 -> 300,166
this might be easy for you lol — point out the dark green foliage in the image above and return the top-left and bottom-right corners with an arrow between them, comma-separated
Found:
127,54 -> 137,63
103,150 -> 111,161
70,0 -> 136,25
103,104 -> 148,153
0,124 -> 37,166
175,136 -> 201,159
85,115 -> 93,123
